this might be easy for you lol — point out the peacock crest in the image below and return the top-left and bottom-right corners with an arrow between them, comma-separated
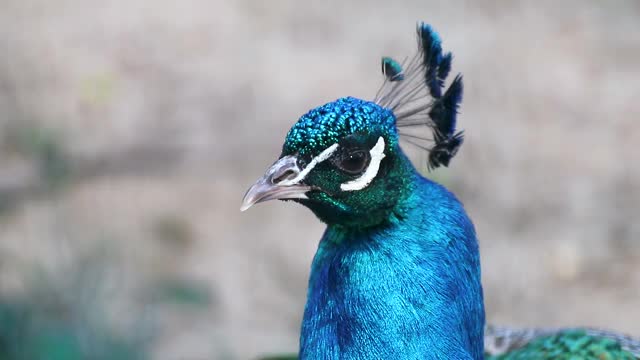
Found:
375,22 -> 464,170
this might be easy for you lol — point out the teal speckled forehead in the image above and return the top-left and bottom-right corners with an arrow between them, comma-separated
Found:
282,97 -> 397,157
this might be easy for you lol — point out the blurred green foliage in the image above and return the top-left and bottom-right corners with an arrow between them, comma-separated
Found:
1,122 -> 70,193
12,125 -> 70,189
0,244 -> 213,360
0,294 -> 149,360
0,247 -> 215,360
0,249 -> 151,360
257,355 -> 298,360
151,214 -> 194,250
154,277 -> 212,308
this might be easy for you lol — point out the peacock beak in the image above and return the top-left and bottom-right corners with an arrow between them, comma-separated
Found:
240,155 -> 311,211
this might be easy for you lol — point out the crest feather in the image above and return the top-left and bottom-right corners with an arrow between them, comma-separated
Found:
374,22 -> 464,170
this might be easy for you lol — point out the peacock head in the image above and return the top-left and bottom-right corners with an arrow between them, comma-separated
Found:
241,23 -> 465,229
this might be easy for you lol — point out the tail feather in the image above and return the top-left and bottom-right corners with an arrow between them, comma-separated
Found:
485,325 -> 640,358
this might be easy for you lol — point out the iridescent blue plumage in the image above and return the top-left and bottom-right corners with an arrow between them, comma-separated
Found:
300,171 -> 484,359
282,97 -> 396,159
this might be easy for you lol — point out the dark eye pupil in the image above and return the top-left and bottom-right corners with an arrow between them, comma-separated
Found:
340,151 -> 368,174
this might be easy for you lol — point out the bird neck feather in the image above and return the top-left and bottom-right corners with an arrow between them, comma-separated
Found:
300,172 -> 485,359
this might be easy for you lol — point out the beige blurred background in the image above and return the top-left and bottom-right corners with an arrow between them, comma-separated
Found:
1,0 -> 639,359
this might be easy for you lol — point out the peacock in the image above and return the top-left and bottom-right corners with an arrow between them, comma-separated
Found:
241,22 -> 639,360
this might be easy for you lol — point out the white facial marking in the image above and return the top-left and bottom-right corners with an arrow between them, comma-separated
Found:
340,136 -> 386,191
278,143 -> 339,186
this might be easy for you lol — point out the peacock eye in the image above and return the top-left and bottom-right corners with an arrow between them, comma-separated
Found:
337,150 -> 370,175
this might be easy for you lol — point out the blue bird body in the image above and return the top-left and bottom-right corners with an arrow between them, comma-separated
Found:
301,163 -> 484,359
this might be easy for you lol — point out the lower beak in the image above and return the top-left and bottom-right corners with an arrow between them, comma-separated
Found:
240,156 -> 310,211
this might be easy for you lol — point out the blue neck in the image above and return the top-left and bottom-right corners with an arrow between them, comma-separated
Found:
299,173 -> 485,359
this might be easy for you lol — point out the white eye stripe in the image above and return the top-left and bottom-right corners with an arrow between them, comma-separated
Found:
278,143 -> 339,186
340,136 -> 386,191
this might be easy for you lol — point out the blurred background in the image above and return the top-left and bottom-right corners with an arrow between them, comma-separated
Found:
1,0 -> 639,359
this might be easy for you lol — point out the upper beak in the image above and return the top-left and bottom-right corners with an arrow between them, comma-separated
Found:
240,155 -> 310,211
